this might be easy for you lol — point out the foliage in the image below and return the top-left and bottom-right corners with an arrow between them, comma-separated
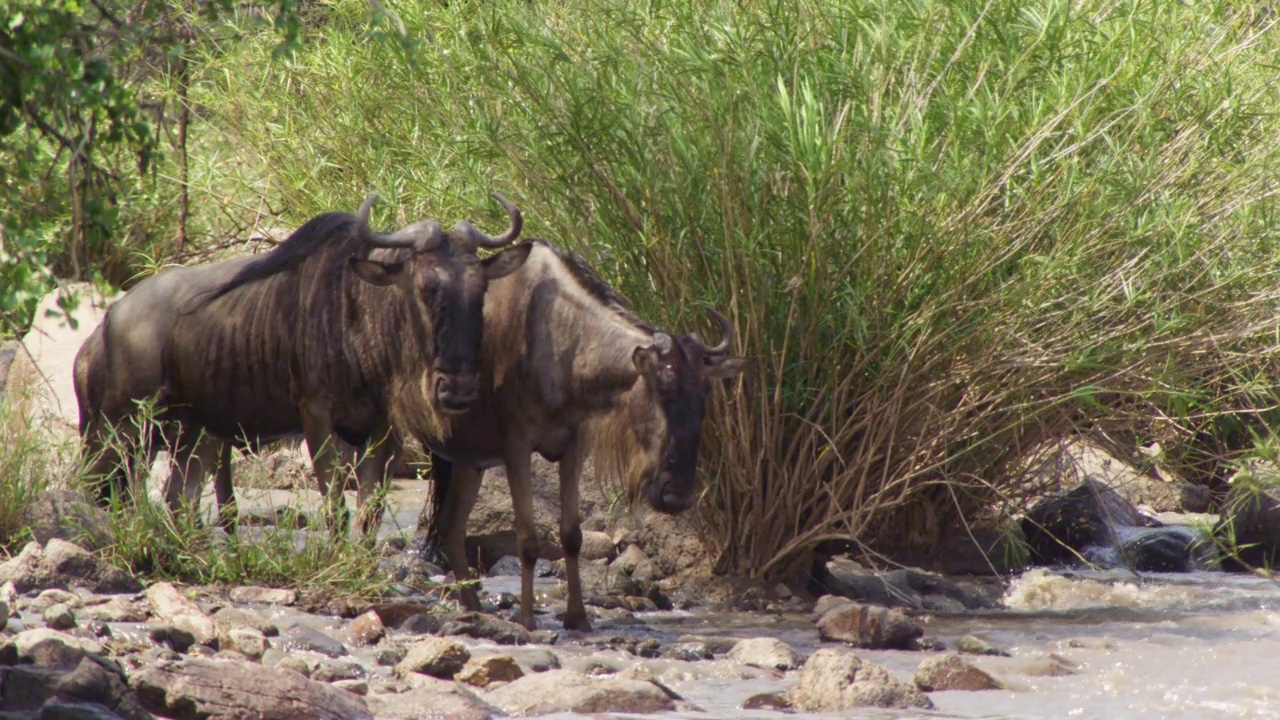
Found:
189,0 -> 1280,576
5,0 -> 1280,579
0,0 -> 304,336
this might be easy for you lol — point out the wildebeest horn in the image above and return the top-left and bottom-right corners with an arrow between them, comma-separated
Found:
454,192 -> 523,250
356,194 -> 445,252
692,310 -> 734,358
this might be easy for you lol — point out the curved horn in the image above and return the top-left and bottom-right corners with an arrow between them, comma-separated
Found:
355,194 -> 379,242
699,310 -> 734,357
363,218 -> 445,252
456,192 -> 523,250
653,332 -> 674,354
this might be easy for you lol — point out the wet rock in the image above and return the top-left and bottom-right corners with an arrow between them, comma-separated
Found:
272,654 -> 314,678
528,629 -> 559,645
76,599 -> 145,624
31,589 -> 81,614
16,490 -> 114,552
921,594 -> 967,614
674,634 -> 739,655
1,636 -> 18,664
221,628 -> 267,661
0,598 -> 9,628
36,701 -> 128,719
228,586 -> 298,605
437,612 -> 530,646
148,624 -> 197,654
311,658 -> 365,683
367,677 -> 499,720
727,637 -> 804,671
0,541 -> 141,595
333,679 -> 368,696
130,655 -> 372,720
397,638 -> 470,679
369,601 -> 434,629
375,640 -> 407,666
346,610 -> 385,646
1061,637 -> 1117,650
399,613 -> 441,635
1021,478 -> 1167,567
1117,526 -> 1202,572
278,623 -> 348,658
145,583 -> 216,647
664,641 -> 713,661
15,629 -> 104,669
499,646 -> 561,674
456,655 -> 525,688
914,653 -> 1001,691
812,556 -> 914,607
814,597 -> 924,650
296,589 -> 368,619
621,595 -> 658,612
1,652 -> 143,719
1215,481 -> 1280,571
742,691 -> 791,710
956,635 -> 1011,657
1016,652 -> 1079,677
213,607 -> 277,640
787,648 -> 933,711
43,603 -> 77,631
483,668 -> 675,715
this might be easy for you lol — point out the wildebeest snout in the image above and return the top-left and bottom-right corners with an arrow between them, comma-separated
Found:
650,471 -> 694,514
434,372 -> 480,413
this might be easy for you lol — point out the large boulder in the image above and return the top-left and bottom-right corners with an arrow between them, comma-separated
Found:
1020,478 -> 1205,571
1215,480 -> 1280,571
366,677 -> 499,720
130,656 -> 372,720
786,649 -> 933,711
483,669 -> 675,716
13,490 -> 114,552
813,597 -> 924,650
812,556 -> 999,610
0,540 -> 141,594
913,653 -> 1002,691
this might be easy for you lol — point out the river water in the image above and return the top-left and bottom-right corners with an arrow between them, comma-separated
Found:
223,482 -> 1280,720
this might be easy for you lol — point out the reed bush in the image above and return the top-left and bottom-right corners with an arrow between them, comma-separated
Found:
91,0 -> 1280,576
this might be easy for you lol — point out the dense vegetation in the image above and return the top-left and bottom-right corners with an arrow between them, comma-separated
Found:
4,0 -> 1280,579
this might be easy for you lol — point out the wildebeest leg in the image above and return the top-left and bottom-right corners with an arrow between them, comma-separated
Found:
437,463 -> 484,612
354,429 -> 394,542
81,416 -> 131,506
559,436 -> 591,631
503,447 -> 540,630
165,427 -> 219,522
302,406 -> 350,540
211,441 -> 237,533
409,452 -> 452,571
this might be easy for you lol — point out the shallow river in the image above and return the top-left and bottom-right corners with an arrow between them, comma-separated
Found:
220,482 -> 1280,720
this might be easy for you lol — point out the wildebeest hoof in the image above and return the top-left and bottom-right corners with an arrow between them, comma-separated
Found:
562,612 -> 593,633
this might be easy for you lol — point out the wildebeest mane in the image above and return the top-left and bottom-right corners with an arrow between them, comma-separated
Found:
530,239 -> 657,334
186,210 -> 396,312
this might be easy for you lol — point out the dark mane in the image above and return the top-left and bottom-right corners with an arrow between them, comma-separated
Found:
529,239 -> 656,333
187,210 -> 370,312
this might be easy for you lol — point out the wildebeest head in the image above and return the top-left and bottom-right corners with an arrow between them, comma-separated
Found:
627,311 -> 749,514
348,194 -> 532,414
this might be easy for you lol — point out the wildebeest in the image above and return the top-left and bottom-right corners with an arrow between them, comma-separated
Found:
395,239 -> 748,630
74,194 -> 532,536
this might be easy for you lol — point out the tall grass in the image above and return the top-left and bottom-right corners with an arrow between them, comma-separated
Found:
183,0 -> 1280,577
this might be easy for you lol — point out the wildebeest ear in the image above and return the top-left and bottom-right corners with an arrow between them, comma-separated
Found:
481,243 -> 532,280
706,356 -> 751,380
349,257 -> 405,287
632,345 -> 659,374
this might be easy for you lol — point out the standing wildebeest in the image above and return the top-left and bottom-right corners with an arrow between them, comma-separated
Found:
74,194 -> 532,537
394,239 -> 748,630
